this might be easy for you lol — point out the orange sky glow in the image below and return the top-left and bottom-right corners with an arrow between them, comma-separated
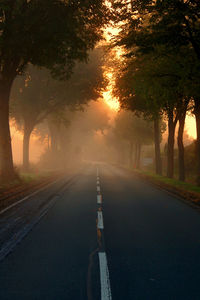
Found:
102,71 -> 120,112
185,115 -> 196,139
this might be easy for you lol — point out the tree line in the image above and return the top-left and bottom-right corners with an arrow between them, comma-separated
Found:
111,0 -> 200,184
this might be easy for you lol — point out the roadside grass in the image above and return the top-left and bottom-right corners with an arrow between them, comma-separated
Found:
0,170 -> 53,191
135,169 -> 200,194
0,179 -> 21,191
20,171 -> 52,183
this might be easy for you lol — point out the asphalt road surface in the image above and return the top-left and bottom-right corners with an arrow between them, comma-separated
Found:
1,163 -> 200,299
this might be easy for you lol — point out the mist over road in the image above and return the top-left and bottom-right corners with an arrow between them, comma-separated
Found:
1,164 -> 200,299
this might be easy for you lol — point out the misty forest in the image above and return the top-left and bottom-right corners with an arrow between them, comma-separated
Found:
1,1 -> 200,299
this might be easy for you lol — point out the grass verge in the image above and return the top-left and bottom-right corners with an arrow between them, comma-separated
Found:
128,168 -> 200,207
135,170 -> 200,194
0,171 -> 55,191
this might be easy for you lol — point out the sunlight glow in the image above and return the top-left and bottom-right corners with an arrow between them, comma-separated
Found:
185,115 -> 196,139
103,90 -> 120,111
102,70 -> 120,112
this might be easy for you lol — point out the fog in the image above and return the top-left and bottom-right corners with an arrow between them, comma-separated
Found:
11,99 -> 117,170
8,47 -> 197,184
10,94 -> 196,176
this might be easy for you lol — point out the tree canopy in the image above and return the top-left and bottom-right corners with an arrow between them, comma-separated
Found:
0,0 -> 109,181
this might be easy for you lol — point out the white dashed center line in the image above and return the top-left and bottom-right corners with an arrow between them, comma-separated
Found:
97,194 -> 102,204
97,211 -> 104,229
98,252 -> 112,300
96,167 -> 112,300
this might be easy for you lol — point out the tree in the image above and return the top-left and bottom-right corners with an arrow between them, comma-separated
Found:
11,48 -> 105,171
0,0 -> 109,181
113,53 -> 166,175
112,0 -> 200,60
112,0 -> 200,183
133,54 -> 189,180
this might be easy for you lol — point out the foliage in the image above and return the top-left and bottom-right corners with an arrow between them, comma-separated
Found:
112,0 -> 200,110
0,0 -> 109,80
0,0 -> 110,180
10,48 -> 105,131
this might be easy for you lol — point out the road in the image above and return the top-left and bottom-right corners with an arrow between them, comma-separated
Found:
1,163 -> 200,299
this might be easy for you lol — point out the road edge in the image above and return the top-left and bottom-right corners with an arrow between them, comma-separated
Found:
115,164 -> 200,210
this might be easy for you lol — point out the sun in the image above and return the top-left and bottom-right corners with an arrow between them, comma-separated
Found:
103,90 -> 120,111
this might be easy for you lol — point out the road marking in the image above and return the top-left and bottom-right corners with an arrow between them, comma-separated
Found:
96,166 -> 112,299
97,211 -> 104,229
97,194 -> 102,204
0,179 -> 61,216
98,252 -> 112,300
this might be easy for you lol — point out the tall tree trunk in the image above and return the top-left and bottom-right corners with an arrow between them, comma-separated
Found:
47,134 -> 50,150
177,101 -> 188,182
129,141 -> 133,167
167,109 -> 177,178
134,143 -> 138,168
194,100 -> 200,186
48,123 -> 59,156
154,117 -> 162,175
51,134 -> 58,155
136,143 -> 141,169
23,123 -> 33,171
0,80 -> 16,182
